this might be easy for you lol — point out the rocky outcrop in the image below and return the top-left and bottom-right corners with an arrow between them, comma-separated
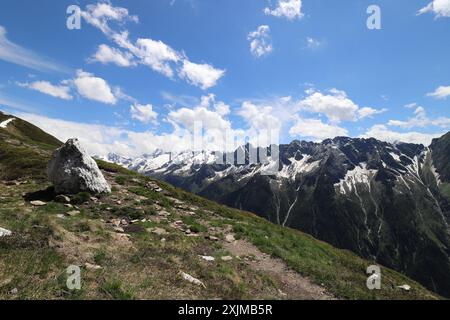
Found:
48,139 -> 111,194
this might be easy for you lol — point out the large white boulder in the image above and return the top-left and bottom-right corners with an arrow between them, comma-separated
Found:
48,138 -> 111,194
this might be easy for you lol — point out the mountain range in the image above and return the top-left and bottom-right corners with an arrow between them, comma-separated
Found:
2,110 -> 440,300
102,133 -> 450,297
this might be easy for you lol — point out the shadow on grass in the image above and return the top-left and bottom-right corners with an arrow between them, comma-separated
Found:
23,186 -> 56,202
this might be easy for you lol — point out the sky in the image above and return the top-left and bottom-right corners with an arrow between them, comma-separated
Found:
0,0 -> 450,156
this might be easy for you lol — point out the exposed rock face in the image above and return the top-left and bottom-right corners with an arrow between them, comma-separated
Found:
48,139 -> 111,194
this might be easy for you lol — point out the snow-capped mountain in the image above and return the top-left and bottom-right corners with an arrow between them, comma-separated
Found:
104,133 -> 450,297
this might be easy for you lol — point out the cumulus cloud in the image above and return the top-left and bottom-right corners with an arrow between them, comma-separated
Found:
264,0 -> 303,20
387,105 -> 450,129
89,44 -> 135,67
427,85 -> 450,99
0,25 -> 67,73
238,101 -> 281,131
298,88 -> 385,123
357,107 -> 387,119
168,102 -> 231,132
418,0 -> 450,18
81,1 -> 138,36
289,117 -> 348,140
17,81 -> 72,100
73,70 -> 117,105
179,60 -> 226,90
130,103 -> 158,124
248,25 -> 273,58
82,3 -> 224,89
362,125 -> 443,146
200,94 -> 230,116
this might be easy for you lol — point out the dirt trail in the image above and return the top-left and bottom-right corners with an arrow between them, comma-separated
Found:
224,239 -> 335,300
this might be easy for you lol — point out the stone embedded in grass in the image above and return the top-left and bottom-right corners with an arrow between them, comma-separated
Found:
0,227 -> 12,237
113,226 -> 125,233
221,256 -> 233,262
180,272 -> 206,288
55,195 -> 71,204
66,210 -> 80,217
206,235 -> 219,241
47,138 -> 111,194
200,255 -> 215,262
148,227 -> 168,236
85,262 -> 102,270
30,200 -> 46,206
398,284 -> 411,291
225,234 -> 236,243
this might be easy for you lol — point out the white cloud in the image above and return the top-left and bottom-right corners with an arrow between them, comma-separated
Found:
179,60 -> 225,90
90,44 -> 135,67
306,37 -> 323,49
289,117 -> 348,140
73,70 -> 117,105
298,88 -> 384,123
238,101 -> 282,131
200,94 -> 230,116
130,103 -> 158,124
134,38 -> 181,77
82,4 -> 224,89
357,107 -> 387,119
362,125 -> 443,146
81,2 -> 138,36
14,111 -> 196,156
0,25 -> 67,73
387,105 -> 450,129
17,81 -> 72,100
427,85 -> 450,99
168,103 -> 231,132
248,25 -> 273,58
264,0 -> 303,20
418,0 -> 450,18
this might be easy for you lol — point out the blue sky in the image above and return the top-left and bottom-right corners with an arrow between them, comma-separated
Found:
0,0 -> 449,156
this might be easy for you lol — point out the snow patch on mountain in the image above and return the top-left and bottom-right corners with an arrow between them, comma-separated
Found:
0,118 -> 15,128
335,163 -> 378,195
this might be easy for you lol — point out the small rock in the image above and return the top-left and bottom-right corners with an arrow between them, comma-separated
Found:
85,262 -> 102,270
9,288 -> 18,295
131,219 -> 140,224
66,210 -> 80,217
221,256 -> 233,262
225,234 -> 236,243
113,226 -> 125,233
116,200 -> 122,205
90,197 -> 98,202
200,255 -> 215,262
185,229 -> 192,235
149,227 -> 168,236
278,289 -> 287,297
0,227 -> 12,237
56,214 -> 65,219
64,204 -> 73,208
398,284 -> 411,291
158,211 -> 170,217
206,235 -> 219,241
180,272 -> 206,288
30,200 -> 46,206
55,195 -> 71,204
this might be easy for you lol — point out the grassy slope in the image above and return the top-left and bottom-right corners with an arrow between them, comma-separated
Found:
0,117 -> 440,300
